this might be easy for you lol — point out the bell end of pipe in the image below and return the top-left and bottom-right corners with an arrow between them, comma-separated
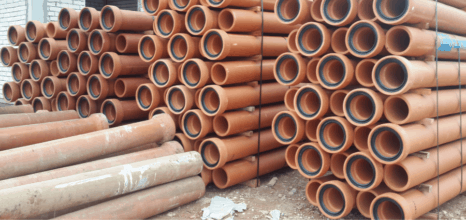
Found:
317,116 -> 354,154
296,143 -> 331,179
199,138 -> 228,170
317,180 -> 356,219
272,111 -> 305,145
368,123 -> 408,165
152,113 -> 177,143
88,113 -> 111,130
343,151 -> 384,192
370,192 -> 410,220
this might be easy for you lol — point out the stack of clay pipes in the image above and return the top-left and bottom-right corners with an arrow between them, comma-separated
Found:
271,0 -> 466,219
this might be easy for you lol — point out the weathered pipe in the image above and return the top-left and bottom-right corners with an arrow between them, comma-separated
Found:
56,91 -> 76,111
38,38 -> 67,60
317,180 -> 357,219
294,84 -> 331,120
185,5 -> 218,36
373,55 -> 466,95
174,132 -> 194,151
20,79 -> 41,101
0,141 -> 183,190
368,114 -> 466,165
165,85 -> 195,115
306,119 -> 322,142
438,0 -> 466,8
169,0 -> 200,12
2,82 -> 20,102
149,59 -> 181,88
355,59 -> 376,87
343,88 -> 386,127
18,42 -> 39,63
317,116 -> 354,154
78,7 -> 101,32
357,0 -> 377,21
0,105 -> 34,114
154,9 -> 187,38
287,29 -> 299,53
0,151 -> 200,219
99,52 -> 151,79
14,98 -> 30,106
66,72 -> 87,97
272,110 -> 305,145
274,0 -> 313,25
211,59 -> 275,86
142,0 -> 169,15
356,183 -> 391,218
180,59 -> 213,89
212,147 -> 286,189
41,76 -> 67,99
331,27 -> 349,55
285,143 -> 300,169
0,46 -> 18,67
58,8 -> 79,31
321,0 -> 359,27
168,33 -> 201,63
181,109 -> 213,140
29,59 -> 50,82
307,57 -> 321,84
86,74 -> 116,101
200,82 -> 287,116
296,22 -> 333,57
306,175 -> 338,206
32,97 -> 52,112
200,29 -> 288,60
115,33 -> 144,54
114,78 -> 151,98
329,89 -> 349,117
150,107 -> 179,128
384,139 -> 466,192
77,51 -> 99,75
344,151 -> 384,191
371,167 -> 466,220
51,98 -> 58,111
385,89 -> 466,125
0,110 -> 76,129
201,168 -> 213,186
66,29 -> 89,53
373,0 -> 466,35
136,83 -> 166,111
88,29 -> 117,56
25,21 -> 47,43
317,53 -> 359,90
46,22 -> 68,39
54,176 -> 205,219
285,87 -> 298,111
274,52 -> 310,86
100,5 -> 154,32
138,35 -> 169,63
330,149 -> 357,179
213,104 -> 286,137
7,25 -> 26,46
101,99 -> 150,126
57,50 -> 77,76
354,124 -> 378,152
296,142 -> 331,179
76,95 -> 102,118
200,129 -> 283,170
346,20 -> 387,58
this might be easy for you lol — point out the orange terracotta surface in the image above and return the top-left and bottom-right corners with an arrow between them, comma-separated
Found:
56,91 -> 76,111
20,79 -> 41,101
25,21 -> 47,43
29,59 -> 51,82
38,38 -> 68,60
185,5 -> 218,36
18,42 -> 39,63
274,52 -> 310,86
329,89 -> 349,117
306,175 -> 338,206
0,110 -> 78,129
330,148 -> 357,179
57,50 -> 77,76
317,116 -> 354,154
0,46 -> 18,67
66,72 -> 88,97
78,7 -> 101,32
77,51 -> 99,75
294,84 -> 332,120
346,20 -> 387,58
2,82 -> 20,102
58,8 -> 79,31
40,76 -> 67,99
76,95 -> 102,118
136,83 -> 166,111
149,59 -> 181,88
7,25 -> 26,46
272,110 -> 305,145
86,74 -> 116,101
0,105 -> 34,114
331,27 -> 349,55
101,99 -> 150,126
114,78 -> 151,98
343,88 -> 386,126
46,22 -> 68,39
321,0 -> 359,26
154,9 -> 187,38
100,5 -> 154,32
88,29 -> 117,56
11,63 -> 30,85
168,33 -> 201,63
165,85 -> 195,115
142,0 -> 170,16
343,151 -> 384,191
274,0 -> 313,25
356,183 -> 391,218
99,52 -> 151,79
296,22 -> 333,57
295,142 -> 331,178
211,59 -> 275,86
316,53 -> 359,90
317,180 -> 357,219
66,29 -> 89,53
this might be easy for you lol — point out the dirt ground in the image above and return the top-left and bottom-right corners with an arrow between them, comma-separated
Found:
158,167 -> 466,219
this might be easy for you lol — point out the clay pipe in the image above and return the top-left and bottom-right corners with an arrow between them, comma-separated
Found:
78,7 -> 101,32
285,143 -> 300,169
29,59 -> 51,82
99,52 -> 151,79
306,58 -> 321,84
200,29 -> 288,60
86,74 -> 116,101
58,8 -> 79,31
185,5 -> 219,36
306,175 -> 338,206
310,0 -> 324,22
218,8 -> 300,34
1,46 -> 18,67
212,147 -> 287,189
114,78 -> 152,98
7,25 -> 26,46
201,169 -> 213,186
368,114 -> 466,165
20,79 -> 41,101
154,9 -> 186,38
0,105 -> 34,114
57,50 -> 77,76
180,59 -> 213,89
438,0 -> 466,8
174,133 -> 194,151
115,33 -> 145,54
56,91 -> 76,111
18,42 -> 39,63
206,0 -> 276,11
331,27 -> 349,55
38,38 -> 67,60
343,151 -> 384,191
385,89 -> 466,125
168,0 -> 199,11
136,83 -> 166,111
346,20 -> 387,58
357,0 -> 377,21
77,51 -> 99,76
50,60 -> 60,77
272,110 -> 306,145
76,95 -> 102,118
330,148 -> 357,179
51,98 -> 58,112
66,72 -> 88,97
274,0 -> 313,25
305,119 -> 322,142
321,0 -> 359,27
149,59 -> 181,88
356,183 -> 391,218
355,59 -> 376,87
138,35 -> 169,63
372,55 -> 466,95
317,116 -> 354,154
0,110 -> 78,129
165,85 -> 195,115
88,29 -> 117,56
66,29 -> 89,53
285,87 -> 298,111
168,33 -> 201,63
2,82 -> 20,102
181,109 -> 214,140
296,22 -> 333,57
210,59 -> 276,86
317,53 -> 359,90
295,142 -> 331,178
287,29 -> 299,53
41,76 -> 67,99
329,89 -> 349,117
100,5 -> 154,32
25,21 -> 47,43
213,104 -> 287,137
142,0 -> 170,15
294,84 -> 331,120
343,88 -> 386,127
46,22 -> 68,39
11,62 -> 30,84
317,180 -> 357,219
200,82 -> 288,116
32,97 -> 52,112
274,53 -> 310,86
354,124 -> 378,152
151,107 -> 181,130
101,99 -> 150,126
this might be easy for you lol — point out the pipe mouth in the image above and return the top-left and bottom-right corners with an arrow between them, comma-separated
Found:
370,127 -> 403,162
347,23 -> 378,55
201,88 -> 220,114
285,89 -> 298,111
101,7 -> 116,31
298,24 -> 323,54
170,35 -> 188,61
100,54 -> 114,77
115,35 -> 128,53
173,0 -> 191,10
319,55 -> 346,87
357,191 -> 376,217
355,60 -> 375,86
12,64 -> 22,82
201,141 -> 220,166
19,44 -> 29,63
59,9 -> 72,29
330,153 -> 347,178
384,97 -> 409,124
307,59 -> 320,83
212,167 -> 228,188
354,126 -> 371,151
184,111 -> 202,138
319,119 -> 346,151
296,88 -> 321,118
152,62 -> 170,86
183,61 -> 201,87
358,0 -> 376,20
307,181 -> 322,205
187,7 -> 206,34
1,48 -> 10,66
22,80 -> 33,99
88,75 -> 102,99
297,144 -> 323,176
77,96 -> 91,118
330,91 -> 347,116
375,0 -> 409,22
68,30 -> 80,52
50,60 -> 59,76
345,91 -> 375,124
305,119 -> 320,141
57,93 -> 68,111
8,26 -> 18,45
274,112 -> 297,142
137,85 -> 153,109
218,10 -> 234,31
213,115 -> 229,136
67,74 -> 80,95
79,8 -> 92,31
144,0 -> 161,13
157,11 -> 175,36
275,54 -> 299,84
33,98 -> 44,112
286,145 -> 299,168
168,88 -> 186,113
140,37 -> 156,60
318,184 -> 346,216
58,52 -> 71,73
372,197 -> 405,219
114,79 -> 126,97
30,61 -> 41,81
203,31 -> 223,58
26,22 -> 37,41
385,27 -> 410,54
384,164 -> 409,190
40,39 -> 51,59
331,28 -> 348,53
102,101 -> 116,123
2,84 -> 12,101
78,52 -> 92,74
89,31 -> 103,54
211,63 -> 227,85
374,58 -> 407,93
42,78 -> 55,98
323,0 -> 351,23
46,23 -> 56,38
345,155 -> 376,188
288,30 -> 298,52
15,99 -> 25,105
276,0 -> 300,22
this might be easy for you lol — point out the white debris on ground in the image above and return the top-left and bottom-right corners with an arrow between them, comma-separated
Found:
201,196 -> 247,220
269,210 -> 281,220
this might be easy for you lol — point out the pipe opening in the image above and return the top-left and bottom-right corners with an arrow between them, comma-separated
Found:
60,10 -> 71,29
278,56 -> 299,82
33,99 -> 43,111
322,187 -> 344,213
103,102 -> 116,122
307,59 -> 319,83
188,8 -> 206,32
116,35 -> 128,52
205,33 -> 223,56
306,182 -> 322,204
331,153 -> 346,177
184,62 -> 201,85
357,191 -> 376,217
43,78 -> 55,97
330,91 -> 346,116
15,100 -> 25,105
101,55 -> 114,76
285,89 -> 298,111
79,53 -> 92,73
302,147 -> 322,173
31,61 -> 41,80
3,84 -> 12,101
286,145 -> 298,168
154,62 -> 170,85
203,89 -> 220,112
375,199 -> 403,220
1,48 -> 10,65
158,12 -> 175,35
58,94 -> 68,110
358,0 -> 376,20
386,28 -> 410,53
51,60 -> 59,76
384,164 -> 408,190
23,81 -> 33,98
354,127 -> 371,151
59,52 -> 70,72
46,23 -> 56,38
378,0 -> 407,19
349,94 -> 373,121
306,120 -> 320,141
211,64 -> 227,85
288,31 -> 298,52
377,62 -> 405,90
302,28 -> 322,52
322,59 -> 344,84
175,0 -> 190,7
298,90 -> 320,116
145,0 -> 161,12
89,77 -> 102,98
326,0 -> 349,21
114,80 -> 126,97
213,168 -> 228,188
80,9 -> 92,30
40,40 -> 51,58
12,64 -> 22,82
356,60 -> 375,86
19,44 -> 29,62
77,97 -> 90,117
26,23 -> 37,40
91,33 -> 103,52
384,97 -> 409,123
351,26 -> 376,52
213,115 -> 229,136
69,74 -> 80,94
331,28 -> 348,53
8,27 -> 18,44
102,8 -> 115,29
349,158 -> 374,185
374,129 -> 401,158
141,38 -> 156,59
186,113 -> 202,136
323,122 -> 344,147
311,0 -> 323,20
171,36 -> 188,59
218,10 -> 234,31
169,89 -> 186,110
278,0 -> 299,21
138,86 -> 153,107
277,115 -> 296,140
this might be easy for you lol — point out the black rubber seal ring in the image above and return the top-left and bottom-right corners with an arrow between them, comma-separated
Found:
102,101 -> 116,123
276,54 -> 299,84
345,91 -> 376,124
79,8 -> 91,31
187,7 -> 205,34
19,44 -> 28,62
372,197 -> 405,220
157,12 -> 174,36
32,99 -> 40,112
140,37 -> 155,60
67,30 -> 79,52
370,127 -> 403,162
200,87 -> 219,114
183,112 -> 201,138
318,55 -> 346,87
296,87 -> 321,119
276,0 -> 300,22
100,54 -> 113,77
78,52 -> 90,74
89,31 -> 102,54
57,93 -> 67,111
345,155 -> 376,189
88,76 -> 100,99
297,144 -> 322,176
144,0 -> 156,13
1,48 -> 9,66
183,61 -> 200,87
347,22 -> 378,55
168,87 -> 185,113
12,64 -> 21,82
203,31 -> 223,59
323,0 -> 351,23
40,39 -> 50,59
22,81 -> 31,99
375,0 -> 409,22
319,119 -> 346,151
318,184 -> 346,217
101,7 -> 114,31
77,96 -> 89,118
26,22 -> 36,42
200,140 -> 220,167
298,24 -> 323,55
58,52 -> 68,73
137,85 -> 151,110
173,0 -> 189,10
170,35 -> 187,61
152,62 -> 169,86
59,9 -> 70,29
208,0 -> 222,6
374,58 -> 408,93
273,112 -> 297,143
42,77 -> 53,98
68,74 -> 78,95
3,86 -> 10,101
8,28 -> 15,45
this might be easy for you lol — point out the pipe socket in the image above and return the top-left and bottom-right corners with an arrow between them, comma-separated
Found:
287,29 -> 299,53
296,22 -> 333,57
285,144 -> 300,169
1,46 -> 18,67
274,52 -> 310,86
101,99 -> 149,126
99,52 -> 151,79
2,82 -> 20,102
329,89 -> 348,117
56,92 -> 76,111
29,59 -> 50,82
185,5 -> 219,36
331,27 -> 349,55
114,78 -> 152,98
7,25 -> 26,46
66,72 -> 88,97
343,88 -> 386,126
294,84 -> 331,120
25,21 -> 47,43
57,50 -> 77,76
272,110 -> 305,145
15,99 -> 30,106
165,85 -> 195,115
32,97 -> 52,112
66,29 -> 89,53
41,76 -> 67,99
100,5 -> 155,32
38,38 -> 67,60
78,7 -> 101,32
138,35 -> 169,63
182,109 -> 213,140
86,74 -> 116,101
77,51 -> 99,75
346,20 -> 386,58
206,0 -> 276,10
168,33 -> 201,62
306,175 -> 338,206
142,0 -> 170,16
136,83 -> 166,111
154,9 -> 187,39
274,0 -> 313,25
149,59 -> 180,88
11,62 -> 30,84
317,53 -> 358,90
76,95 -> 102,118
284,87 -> 298,111
115,33 -> 144,54
17,43 -> 38,64
88,29 -> 117,56
46,22 -> 68,39
306,58 -> 321,84
317,180 -> 357,219
353,124 -> 378,152
305,119 -> 322,142
355,59 -> 376,87
321,0 -> 359,27
180,59 -> 213,89
344,151 -> 384,191
357,0 -> 377,21
330,149 -> 357,179
296,142 -> 331,178
355,184 -> 391,218
317,116 -> 354,154
20,79 -> 41,101
211,60 -> 275,86
58,8 -> 79,31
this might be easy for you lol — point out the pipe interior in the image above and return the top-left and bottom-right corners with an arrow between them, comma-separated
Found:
204,143 -> 220,165
41,40 -> 51,58
384,164 -> 409,190
31,62 -> 41,79
60,10 -> 71,28
78,97 -> 90,116
279,57 -> 299,82
213,168 -> 228,188
27,23 -> 37,40
323,122 -> 344,147
142,38 -> 156,58
278,115 -> 296,140
50,60 -> 59,76
330,91 -> 346,116
356,60 -> 375,86
189,8 -> 206,31
358,0 -> 376,20
206,33 -> 223,56
352,26 -> 376,52
23,81 -> 33,97
218,10 -> 234,31
58,94 -> 68,110
307,59 -> 319,83
175,0 -> 190,7
146,0 -> 160,12
1,49 -> 10,65
20,45 -> 29,61
378,0 -> 407,19
102,55 -> 114,75
12,64 -> 22,81
357,191 -> 376,217
44,79 -> 55,96
299,90 -> 320,116
46,23 -> 56,38
376,199 -> 403,220
213,115 -> 229,136
81,10 -> 92,29
307,181 -> 321,204
286,145 -> 298,167
59,53 -> 70,71
385,97 -> 409,123
305,119 -> 320,140
114,80 -> 125,97
330,153 -> 347,178
90,77 -> 102,97
186,113 -> 202,135
326,0 -> 349,21
170,89 -> 186,110
69,74 -> 80,93
302,147 -> 322,173
3,84 -> 12,100
91,33 -> 103,52
386,28 -> 410,53
159,13 -> 175,34
33,99 -> 43,111
349,94 -> 373,121
115,35 -> 128,52
374,129 -> 401,158
155,63 -> 170,84
9,28 -> 18,44
103,102 -> 116,122
322,59 -> 344,84
354,127 -> 371,151
322,186 -> 344,213
288,31 -> 298,52
285,89 -> 298,110
378,62 -> 405,90
172,37 -> 188,59
302,28 -> 322,52
279,0 -> 299,21
103,9 -> 115,29
203,89 -> 220,112
139,86 -> 153,107
331,28 -> 348,53
79,53 -> 92,72
350,158 -> 374,185
311,0 -> 323,20
184,62 -> 201,85
211,64 -> 227,85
